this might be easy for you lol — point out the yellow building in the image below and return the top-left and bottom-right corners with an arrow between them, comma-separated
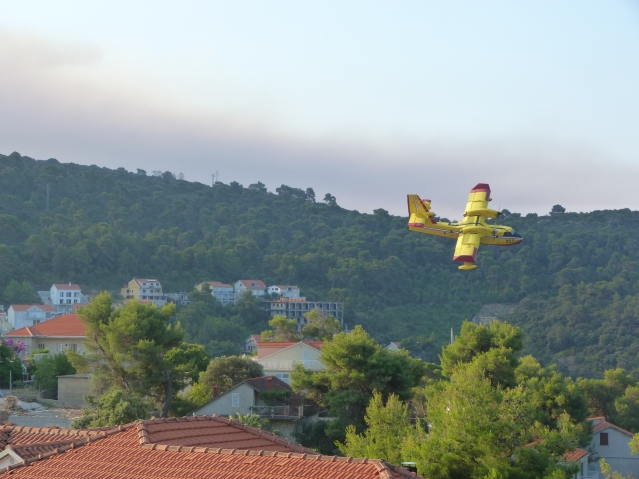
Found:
121,278 -> 167,307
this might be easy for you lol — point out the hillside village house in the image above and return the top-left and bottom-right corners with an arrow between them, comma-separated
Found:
234,279 -> 266,299
7,305 -> 55,330
267,285 -> 301,298
121,278 -> 167,308
194,376 -> 305,441
48,283 -> 87,313
197,281 -> 236,306
588,417 -> 639,478
256,340 -> 325,384
264,297 -> 344,329
245,334 -> 261,354
0,416 -> 421,479
4,314 -> 86,356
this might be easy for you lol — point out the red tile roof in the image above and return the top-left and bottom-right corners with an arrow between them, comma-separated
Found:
564,448 -> 588,462
243,375 -> 291,392
52,284 -> 81,290
207,282 -> 233,288
0,416 -> 422,478
238,279 -> 266,290
257,340 -> 324,358
4,314 -> 85,338
592,420 -> 633,437
9,305 -> 54,312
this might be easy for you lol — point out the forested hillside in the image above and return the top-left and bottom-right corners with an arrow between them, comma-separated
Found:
1,151 -> 639,377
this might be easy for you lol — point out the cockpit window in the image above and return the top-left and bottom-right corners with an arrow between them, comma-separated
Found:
512,231 -> 522,238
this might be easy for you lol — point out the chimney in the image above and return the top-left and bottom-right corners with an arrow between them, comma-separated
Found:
213,385 -> 220,398
266,376 -> 273,390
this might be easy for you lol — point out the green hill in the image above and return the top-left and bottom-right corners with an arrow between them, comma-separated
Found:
2,151 -> 639,377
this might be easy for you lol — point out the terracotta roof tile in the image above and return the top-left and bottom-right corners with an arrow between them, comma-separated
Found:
564,448 -> 588,462
0,417 -> 424,478
244,376 -> 291,392
238,280 -> 266,289
592,421 -> 633,436
4,314 -> 85,338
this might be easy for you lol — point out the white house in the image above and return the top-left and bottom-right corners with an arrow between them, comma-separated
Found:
234,280 -> 266,299
8,305 -> 56,330
267,285 -> 301,299
50,283 -> 87,313
386,342 -> 401,350
587,417 -> 639,478
199,282 -> 236,306
256,340 -> 325,384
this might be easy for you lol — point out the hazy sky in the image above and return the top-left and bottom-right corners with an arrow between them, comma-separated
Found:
1,1 -> 638,217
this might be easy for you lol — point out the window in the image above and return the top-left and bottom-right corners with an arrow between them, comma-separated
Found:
37,343 -> 45,350
74,292 -> 78,297
67,292 -> 72,297
69,344 -> 77,352
600,433 -> 609,446
60,292 -> 63,297
34,320 -> 41,324
232,393 -> 240,407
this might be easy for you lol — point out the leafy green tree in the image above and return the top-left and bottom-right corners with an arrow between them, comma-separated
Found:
614,385 -> 639,433
578,369 -> 636,421
72,390 -> 150,428
75,292 -> 187,417
515,355 -> 589,428
261,315 -> 300,342
291,325 -> 425,441
3,279 -> 37,305
34,353 -> 76,396
301,309 -> 342,340
441,321 -> 523,387
404,361 -> 580,479
0,341 -> 25,389
338,391 -> 423,465
197,355 -> 264,397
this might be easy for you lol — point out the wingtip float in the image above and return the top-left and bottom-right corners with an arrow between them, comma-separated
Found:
407,183 -> 523,271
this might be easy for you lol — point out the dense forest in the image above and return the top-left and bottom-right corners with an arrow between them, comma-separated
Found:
1,151 -> 639,377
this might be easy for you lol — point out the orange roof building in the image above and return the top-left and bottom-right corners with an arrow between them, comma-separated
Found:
0,416 -> 422,479
3,314 -> 86,356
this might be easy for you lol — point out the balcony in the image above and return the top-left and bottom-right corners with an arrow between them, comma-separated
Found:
250,405 -> 303,419
257,359 -> 325,371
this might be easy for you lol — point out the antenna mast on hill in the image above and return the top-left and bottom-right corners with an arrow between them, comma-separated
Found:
211,171 -> 219,186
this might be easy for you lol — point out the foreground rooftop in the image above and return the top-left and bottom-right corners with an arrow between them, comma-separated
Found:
0,415 -> 421,479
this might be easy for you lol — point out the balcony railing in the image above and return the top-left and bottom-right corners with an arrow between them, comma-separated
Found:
256,359 -> 325,371
250,405 -> 303,418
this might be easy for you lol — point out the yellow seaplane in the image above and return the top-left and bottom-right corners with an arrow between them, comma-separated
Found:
407,183 -> 522,270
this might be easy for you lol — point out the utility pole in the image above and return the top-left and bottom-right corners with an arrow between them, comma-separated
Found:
450,328 -> 454,345
46,184 -> 50,211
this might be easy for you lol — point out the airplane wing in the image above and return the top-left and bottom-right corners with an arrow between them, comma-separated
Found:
453,232 -> 481,270
463,183 -> 499,219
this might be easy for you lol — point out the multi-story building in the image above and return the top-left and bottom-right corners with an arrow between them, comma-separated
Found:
267,285 -> 300,299
49,284 -> 87,313
234,280 -> 266,299
263,298 -> 344,329
197,282 -> 236,306
121,278 -> 167,308
7,305 -> 56,330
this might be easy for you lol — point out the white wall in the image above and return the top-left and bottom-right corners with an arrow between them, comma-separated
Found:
591,429 -> 639,478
